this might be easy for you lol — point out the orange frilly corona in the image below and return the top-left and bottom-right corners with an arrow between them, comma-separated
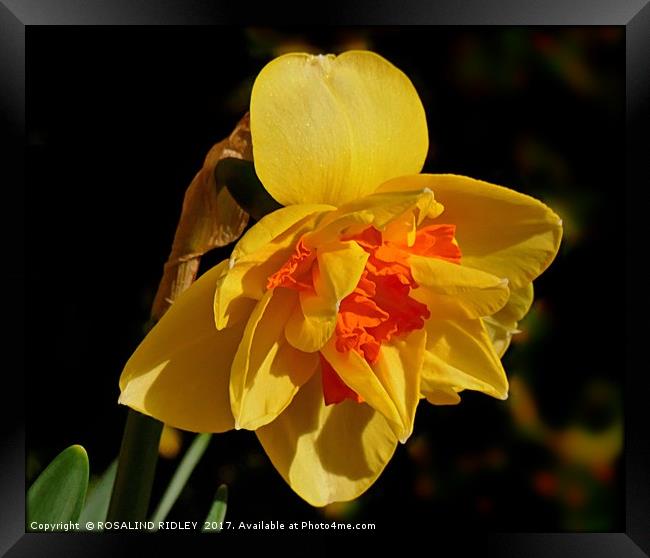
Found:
118,51 -> 562,506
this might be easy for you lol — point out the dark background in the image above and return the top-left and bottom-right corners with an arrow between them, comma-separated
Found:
26,27 -> 625,532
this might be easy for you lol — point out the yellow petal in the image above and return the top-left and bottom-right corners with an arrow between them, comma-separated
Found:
493,281 -> 534,328
285,240 -> 369,352
320,330 -> 425,442
215,243 -> 290,330
251,51 -> 428,206
230,204 -> 335,261
215,205 -> 332,329
383,210 -> 417,246
316,239 -> 370,302
378,174 -> 562,288
284,290 -> 336,354
482,317 -> 513,359
410,255 -> 510,319
371,330 -> 426,442
320,340 -> 401,433
423,389 -> 461,406
484,282 -> 534,357
229,288 -> 318,430
119,261 -> 239,433
304,188 -> 438,248
256,371 -> 398,506
375,174 -> 445,219
421,318 -> 508,402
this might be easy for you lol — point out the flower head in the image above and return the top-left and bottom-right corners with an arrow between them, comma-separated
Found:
119,51 -> 562,506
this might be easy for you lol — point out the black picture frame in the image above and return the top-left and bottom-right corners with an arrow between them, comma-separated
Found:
2,1 -> 648,556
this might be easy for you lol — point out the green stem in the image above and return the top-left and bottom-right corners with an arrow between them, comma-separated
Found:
150,433 -> 212,527
106,409 -> 163,522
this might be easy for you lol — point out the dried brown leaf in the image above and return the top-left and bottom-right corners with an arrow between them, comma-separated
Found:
151,114 -> 252,320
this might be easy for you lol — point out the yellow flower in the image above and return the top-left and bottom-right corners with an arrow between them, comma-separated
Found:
118,51 -> 562,506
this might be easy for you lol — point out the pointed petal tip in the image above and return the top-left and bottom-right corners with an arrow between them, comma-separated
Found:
399,433 -> 412,444
395,419 -> 416,446
116,389 -> 148,415
117,386 -> 132,407
233,414 -> 275,432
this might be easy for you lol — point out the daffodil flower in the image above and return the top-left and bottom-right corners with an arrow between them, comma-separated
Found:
119,51 -> 562,506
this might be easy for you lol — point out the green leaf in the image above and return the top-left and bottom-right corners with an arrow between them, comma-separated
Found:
202,485 -> 228,533
27,445 -> 89,529
216,157 -> 282,221
149,433 -> 212,528
79,460 -> 117,526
